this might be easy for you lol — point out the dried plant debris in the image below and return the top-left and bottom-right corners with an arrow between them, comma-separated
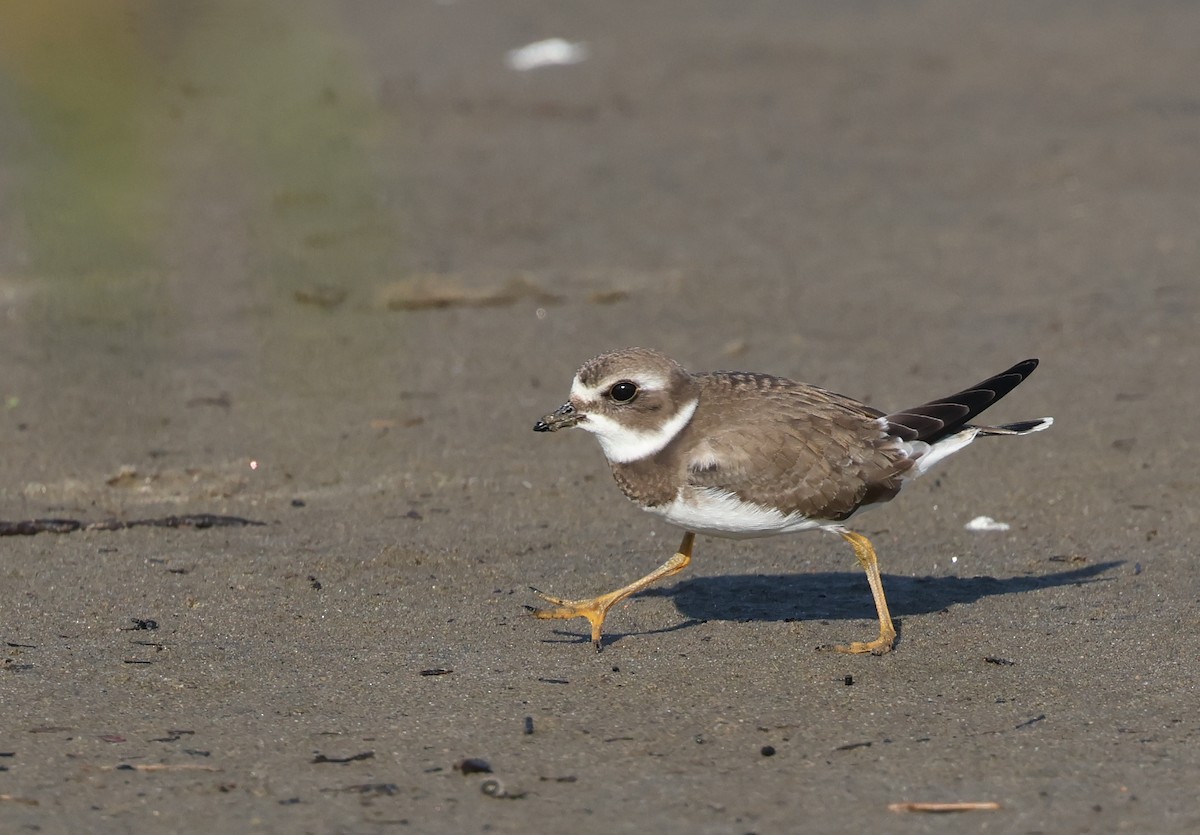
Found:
587,289 -> 630,304
0,514 -> 264,536
721,338 -> 749,358
106,465 -> 142,486
294,285 -> 348,309
889,801 -> 1000,813
381,274 -> 561,311
0,794 -> 39,805
96,463 -> 251,501
380,268 -> 683,312
185,393 -> 233,409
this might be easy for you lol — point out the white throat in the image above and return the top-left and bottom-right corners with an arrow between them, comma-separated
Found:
583,398 -> 698,463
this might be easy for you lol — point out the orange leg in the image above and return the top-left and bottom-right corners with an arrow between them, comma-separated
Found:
528,532 -> 695,651
824,530 -> 897,655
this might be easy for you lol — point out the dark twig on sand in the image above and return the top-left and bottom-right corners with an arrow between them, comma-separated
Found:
0,514 -> 266,536
311,751 -> 374,765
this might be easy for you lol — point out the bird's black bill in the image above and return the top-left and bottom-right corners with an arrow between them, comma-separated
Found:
534,402 -> 582,432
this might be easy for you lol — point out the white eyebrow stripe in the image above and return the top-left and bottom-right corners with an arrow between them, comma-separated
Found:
571,376 -> 601,401
570,372 -> 671,401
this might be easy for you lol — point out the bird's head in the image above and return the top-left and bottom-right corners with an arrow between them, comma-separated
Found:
533,347 -> 699,464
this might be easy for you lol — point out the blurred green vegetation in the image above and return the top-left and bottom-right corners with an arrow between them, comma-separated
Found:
0,0 -> 400,289
0,0 -> 164,275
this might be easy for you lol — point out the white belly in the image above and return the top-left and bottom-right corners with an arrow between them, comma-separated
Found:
647,486 -> 831,539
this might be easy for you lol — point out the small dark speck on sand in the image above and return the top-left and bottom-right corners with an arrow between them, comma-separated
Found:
457,757 -> 492,774
760,745 -> 776,757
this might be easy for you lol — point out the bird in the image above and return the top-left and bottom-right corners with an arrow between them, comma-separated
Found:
529,348 -> 1052,653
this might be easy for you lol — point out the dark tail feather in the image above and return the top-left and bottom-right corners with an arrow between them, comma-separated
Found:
886,359 -> 1042,444
977,417 -> 1054,436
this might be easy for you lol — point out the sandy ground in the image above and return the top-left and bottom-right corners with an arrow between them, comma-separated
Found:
2,2 -> 1199,832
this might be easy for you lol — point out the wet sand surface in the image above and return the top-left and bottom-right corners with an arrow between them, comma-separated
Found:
2,2 -> 1199,832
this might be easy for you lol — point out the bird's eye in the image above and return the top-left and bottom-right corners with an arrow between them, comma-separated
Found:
608,381 -> 639,403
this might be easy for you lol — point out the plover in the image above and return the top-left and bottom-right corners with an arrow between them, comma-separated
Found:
530,348 -> 1052,653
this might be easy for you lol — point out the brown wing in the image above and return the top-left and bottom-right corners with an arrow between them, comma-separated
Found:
682,373 -> 912,521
